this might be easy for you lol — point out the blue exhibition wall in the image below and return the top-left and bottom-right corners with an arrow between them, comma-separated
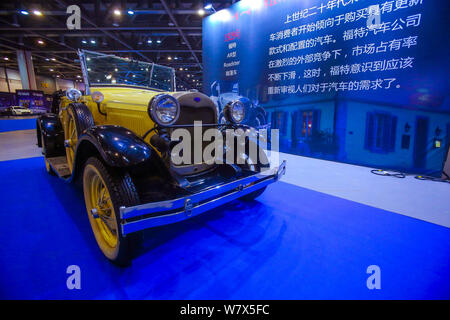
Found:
203,0 -> 450,176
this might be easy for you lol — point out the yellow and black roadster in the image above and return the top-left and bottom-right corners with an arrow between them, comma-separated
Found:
36,50 -> 286,265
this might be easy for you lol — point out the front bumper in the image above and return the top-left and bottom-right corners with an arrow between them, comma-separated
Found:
119,161 -> 286,235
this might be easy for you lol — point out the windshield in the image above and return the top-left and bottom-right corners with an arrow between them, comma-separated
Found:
81,50 -> 175,92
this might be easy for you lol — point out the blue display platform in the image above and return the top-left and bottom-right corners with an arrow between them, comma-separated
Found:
0,157 -> 449,299
0,118 -> 36,132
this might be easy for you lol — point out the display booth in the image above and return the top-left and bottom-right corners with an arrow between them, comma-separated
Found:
203,0 -> 450,177
15,89 -> 49,113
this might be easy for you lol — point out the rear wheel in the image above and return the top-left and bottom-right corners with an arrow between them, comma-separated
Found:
83,157 -> 141,266
40,130 -> 56,176
44,157 -> 56,176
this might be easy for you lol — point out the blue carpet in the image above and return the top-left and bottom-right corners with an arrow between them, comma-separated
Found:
0,118 -> 36,132
0,156 -> 449,299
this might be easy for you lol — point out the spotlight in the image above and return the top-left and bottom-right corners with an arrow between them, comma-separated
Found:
51,58 -> 56,61
37,39 -> 45,45
81,40 -> 87,44
147,39 -> 152,44
156,39 -> 162,44
45,58 -> 50,61
49,68 -> 54,71
168,57 -> 172,60
3,57 -> 9,61
113,9 -> 121,16
20,10 -> 29,15
127,10 -> 135,15
204,3 -> 216,12
33,10 -> 43,16
198,9 -> 205,16
90,39 -> 96,44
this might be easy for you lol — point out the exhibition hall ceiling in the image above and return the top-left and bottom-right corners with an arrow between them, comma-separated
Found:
0,1 -> 235,89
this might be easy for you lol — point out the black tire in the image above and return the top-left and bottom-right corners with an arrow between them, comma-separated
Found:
68,103 -> 94,135
255,112 -> 266,128
238,139 -> 270,201
240,186 -> 267,201
65,103 -> 94,172
40,130 -> 56,176
83,157 -> 142,266
44,158 -> 56,176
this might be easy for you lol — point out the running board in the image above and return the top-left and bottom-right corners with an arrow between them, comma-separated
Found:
47,156 -> 71,178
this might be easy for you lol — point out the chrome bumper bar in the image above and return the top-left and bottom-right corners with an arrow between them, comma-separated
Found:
119,161 -> 286,235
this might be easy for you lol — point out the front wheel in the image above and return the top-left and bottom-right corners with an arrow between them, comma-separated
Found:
238,142 -> 270,201
82,157 -> 141,265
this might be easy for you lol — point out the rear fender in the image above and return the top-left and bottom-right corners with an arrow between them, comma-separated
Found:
36,114 -> 65,156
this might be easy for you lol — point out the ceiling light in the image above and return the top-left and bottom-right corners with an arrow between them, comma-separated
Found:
113,9 -> 121,16
147,39 -> 152,44
198,9 -> 205,16
156,39 -> 162,44
33,10 -> 42,16
37,40 -> 44,45
49,68 -> 54,71
204,3 -> 216,12
20,10 -> 29,15
45,58 -> 50,61
81,40 -> 87,44
127,10 -> 134,15
3,57 -> 9,61
77,75 -> 81,78
168,57 -> 172,60
90,40 -> 96,44
51,58 -> 56,61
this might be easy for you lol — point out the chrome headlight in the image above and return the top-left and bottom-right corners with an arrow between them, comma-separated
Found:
224,100 -> 246,124
148,94 -> 180,126
91,91 -> 104,103
66,88 -> 82,101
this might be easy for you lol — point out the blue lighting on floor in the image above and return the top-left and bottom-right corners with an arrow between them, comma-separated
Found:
0,157 -> 449,299
0,118 -> 36,132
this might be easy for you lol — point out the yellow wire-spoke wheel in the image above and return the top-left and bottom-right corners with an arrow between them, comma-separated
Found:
84,163 -> 119,257
82,157 -> 141,265
44,157 -> 55,175
63,104 -> 94,174
64,109 -> 78,172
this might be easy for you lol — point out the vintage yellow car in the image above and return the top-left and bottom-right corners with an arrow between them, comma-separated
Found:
36,50 -> 286,265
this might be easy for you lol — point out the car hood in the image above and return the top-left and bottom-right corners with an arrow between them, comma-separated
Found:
89,86 -> 217,118
89,86 -> 172,108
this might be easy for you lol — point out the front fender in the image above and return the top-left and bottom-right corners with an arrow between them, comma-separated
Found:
77,125 -> 153,167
